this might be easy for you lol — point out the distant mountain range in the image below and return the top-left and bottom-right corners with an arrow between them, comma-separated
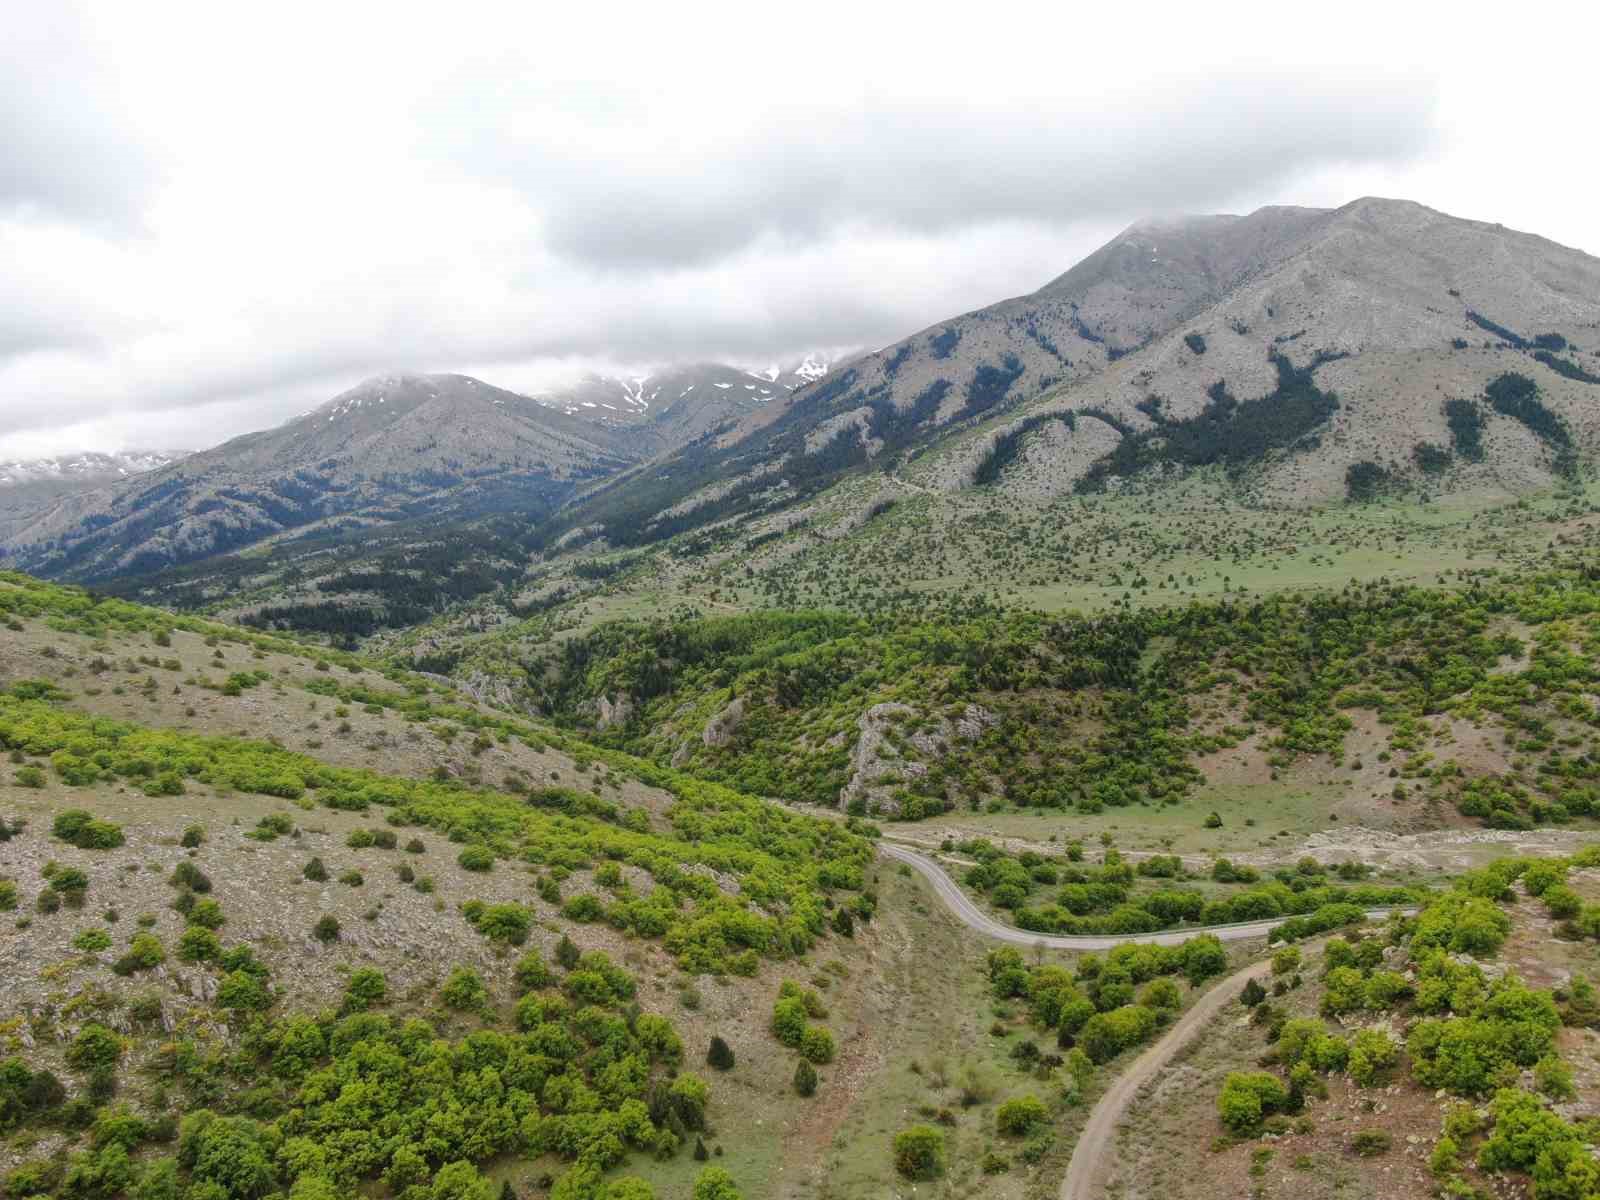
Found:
0,356 -> 847,581
6,199 -> 1600,591
0,450 -> 187,537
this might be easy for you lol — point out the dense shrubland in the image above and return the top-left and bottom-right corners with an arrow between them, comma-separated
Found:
1215,846 -> 1600,1197
954,838 -> 1415,936
529,565 -> 1600,829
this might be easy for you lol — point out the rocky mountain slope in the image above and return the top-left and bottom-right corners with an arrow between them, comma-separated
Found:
0,450 -> 185,534
534,354 -> 843,455
0,374 -> 635,581
548,199 -> 1600,554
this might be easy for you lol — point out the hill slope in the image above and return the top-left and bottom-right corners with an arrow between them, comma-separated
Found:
545,199 -> 1600,556
0,375 -> 636,581
0,450 -> 186,535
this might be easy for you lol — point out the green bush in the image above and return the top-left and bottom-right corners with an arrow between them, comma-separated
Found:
72,927 -> 112,953
66,1025 -> 124,1070
799,1026 -> 835,1065
995,1095 -> 1048,1137
440,968 -> 487,1011
892,1125 -> 945,1180
1218,1072 -> 1289,1135
457,845 -> 494,872
52,810 -> 124,849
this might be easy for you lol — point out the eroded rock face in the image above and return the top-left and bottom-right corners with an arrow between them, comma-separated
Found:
838,702 -> 998,816
703,696 -> 746,748
593,693 -> 635,729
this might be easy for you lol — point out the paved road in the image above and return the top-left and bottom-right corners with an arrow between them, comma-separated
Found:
880,841 -> 1410,949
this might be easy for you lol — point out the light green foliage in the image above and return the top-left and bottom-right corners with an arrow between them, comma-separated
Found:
72,927 -> 112,953
1218,1072 -> 1290,1135
1347,1029 -> 1398,1087
66,1024 -> 124,1070
892,1126 -> 945,1180
0,685 -> 869,975
440,968 -> 488,1011
691,1166 -> 741,1200
995,1095 -> 1048,1136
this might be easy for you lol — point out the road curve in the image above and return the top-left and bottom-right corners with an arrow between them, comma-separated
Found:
880,841 -> 1410,949
879,841 -> 1417,1199
1057,953 -> 1271,1199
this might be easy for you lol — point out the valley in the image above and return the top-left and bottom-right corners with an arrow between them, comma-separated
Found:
4,196 -> 1600,1200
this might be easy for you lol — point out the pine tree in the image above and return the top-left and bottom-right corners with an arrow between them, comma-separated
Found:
794,1058 -> 818,1097
555,933 -> 580,970
693,1136 -> 709,1162
707,1036 -> 736,1071
1240,978 -> 1267,1008
499,1181 -> 517,1200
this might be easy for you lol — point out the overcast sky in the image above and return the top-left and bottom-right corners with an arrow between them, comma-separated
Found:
3,1 -> 1597,458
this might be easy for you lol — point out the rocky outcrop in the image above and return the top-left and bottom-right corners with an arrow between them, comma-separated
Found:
594,692 -> 635,729
838,702 -> 998,816
702,696 -> 746,748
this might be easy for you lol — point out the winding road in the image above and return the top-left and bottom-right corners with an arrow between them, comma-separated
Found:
880,841 -> 1410,949
878,841 -> 1415,1199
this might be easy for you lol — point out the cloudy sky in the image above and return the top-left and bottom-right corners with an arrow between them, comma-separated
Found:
3,1 -> 1597,458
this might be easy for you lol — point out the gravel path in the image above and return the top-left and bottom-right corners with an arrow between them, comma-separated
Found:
878,841 -> 1417,1199
880,841 -> 1409,948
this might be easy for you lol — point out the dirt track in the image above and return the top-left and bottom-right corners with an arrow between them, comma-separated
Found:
878,842 -> 1414,1199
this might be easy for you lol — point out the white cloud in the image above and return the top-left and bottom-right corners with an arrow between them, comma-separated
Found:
1,0 -> 1595,457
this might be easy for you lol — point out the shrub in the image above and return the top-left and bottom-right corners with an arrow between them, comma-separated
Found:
180,825 -> 206,848
177,926 -> 222,963
337,871 -> 363,887
707,1036 -> 736,1071
799,1026 -> 835,1065
0,880 -> 15,912
188,899 -> 226,929
892,1125 -> 945,1180
312,915 -> 340,943
53,810 -> 124,850
1218,1072 -> 1289,1135
996,1095 -> 1048,1137
66,1025 -> 124,1070
73,927 -> 113,952
772,997 -> 809,1047
473,904 -> 532,945
441,968 -> 487,1011
691,1167 -> 742,1200
15,765 -> 45,788
1351,1130 -> 1391,1157
793,1058 -> 817,1096
113,933 -> 165,974
343,968 -> 388,1012
169,861 -> 212,893
1348,1029 -> 1398,1086
457,845 -> 494,872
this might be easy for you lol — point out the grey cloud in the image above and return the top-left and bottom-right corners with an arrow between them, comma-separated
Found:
463,73 -> 1438,270
0,10 -> 160,223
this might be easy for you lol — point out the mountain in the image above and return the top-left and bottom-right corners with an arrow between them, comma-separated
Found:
0,450 -> 186,532
0,374 -> 636,581
0,449 -> 185,489
533,354 -> 845,455
546,198 -> 1600,552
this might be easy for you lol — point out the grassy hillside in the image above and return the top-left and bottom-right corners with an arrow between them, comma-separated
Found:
506,563 -> 1600,840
